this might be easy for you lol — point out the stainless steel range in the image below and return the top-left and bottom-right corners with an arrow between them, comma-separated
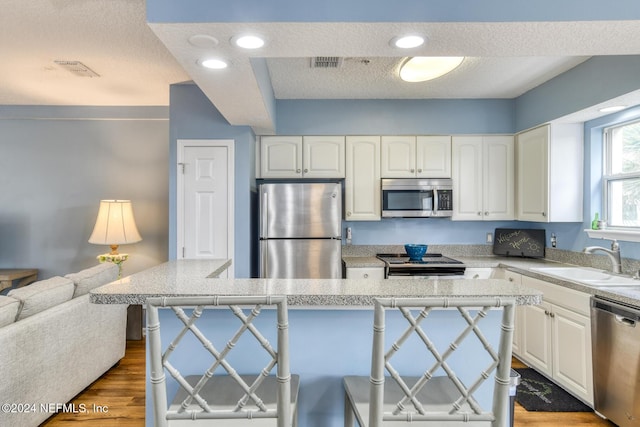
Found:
376,253 -> 466,278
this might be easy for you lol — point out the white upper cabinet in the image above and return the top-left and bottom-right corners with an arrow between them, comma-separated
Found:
381,136 -> 416,177
345,136 -> 381,221
302,136 -> 346,178
260,136 -> 345,179
381,136 -> 452,178
260,136 -> 303,179
416,136 -> 452,178
516,124 -> 583,222
452,135 -> 514,221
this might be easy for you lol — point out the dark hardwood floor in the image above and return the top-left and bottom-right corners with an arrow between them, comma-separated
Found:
41,340 -> 615,426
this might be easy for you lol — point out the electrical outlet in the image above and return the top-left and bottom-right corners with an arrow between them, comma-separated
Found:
486,232 -> 493,244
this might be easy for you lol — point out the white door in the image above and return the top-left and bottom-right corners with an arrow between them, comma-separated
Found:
178,140 -> 234,278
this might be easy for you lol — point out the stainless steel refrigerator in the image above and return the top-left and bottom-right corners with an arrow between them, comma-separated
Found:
259,181 -> 342,279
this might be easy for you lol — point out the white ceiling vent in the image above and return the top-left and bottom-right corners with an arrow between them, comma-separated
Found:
310,57 -> 343,68
54,60 -> 100,78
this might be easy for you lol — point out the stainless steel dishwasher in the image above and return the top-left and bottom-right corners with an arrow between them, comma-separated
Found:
591,296 -> 640,427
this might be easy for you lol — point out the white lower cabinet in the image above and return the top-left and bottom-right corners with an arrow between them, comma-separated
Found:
518,275 -> 594,405
345,267 -> 385,280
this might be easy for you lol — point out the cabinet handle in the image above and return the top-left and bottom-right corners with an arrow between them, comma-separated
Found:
484,211 -> 489,216
296,169 -> 301,173
544,310 -> 550,316
508,277 -> 514,282
417,168 -> 422,173
542,212 -> 547,217
363,273 -> 369,278
477,212 -> 482,216
410,169 -> 415,173
347,211 -> 351,217
550,312 -> 555,318
304,168 -> 309,173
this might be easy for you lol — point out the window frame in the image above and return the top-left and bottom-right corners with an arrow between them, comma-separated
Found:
602,118 -> 640,229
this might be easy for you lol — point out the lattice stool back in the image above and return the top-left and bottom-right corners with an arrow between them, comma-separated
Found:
147,295 -> 298,427
344,296 -> 516,427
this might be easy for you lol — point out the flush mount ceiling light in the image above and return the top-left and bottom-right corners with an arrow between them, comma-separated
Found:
232,34 -> 265,49
599,105 -> 627,113
199,58 -> 228,69
391,35 -> 425,49
399,56 -> 464,82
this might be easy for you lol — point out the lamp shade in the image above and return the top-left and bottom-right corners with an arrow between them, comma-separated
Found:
88,200 -> 142,246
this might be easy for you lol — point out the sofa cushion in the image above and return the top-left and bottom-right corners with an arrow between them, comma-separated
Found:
0,296 -> 20,327
8,277 -> 74,321
65,263 -> 119,297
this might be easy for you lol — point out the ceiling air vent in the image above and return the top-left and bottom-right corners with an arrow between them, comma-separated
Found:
310,57 -> 343,68
54,60 -> 100,78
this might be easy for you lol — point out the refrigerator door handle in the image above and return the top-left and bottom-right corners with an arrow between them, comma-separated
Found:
260,241 -> 268,277
261,190 -> 269,239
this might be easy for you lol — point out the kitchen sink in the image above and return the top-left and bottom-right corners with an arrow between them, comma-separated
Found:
531,266 -> 640,287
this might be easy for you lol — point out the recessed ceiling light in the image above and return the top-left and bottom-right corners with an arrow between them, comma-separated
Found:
599,105 -> 627,113
199,58 -> 228,69
399,56 -> 464,82
391,35 -> 425,49
232,35 -> 265,49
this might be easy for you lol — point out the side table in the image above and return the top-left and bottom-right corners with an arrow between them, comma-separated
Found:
0,269 -> 38,293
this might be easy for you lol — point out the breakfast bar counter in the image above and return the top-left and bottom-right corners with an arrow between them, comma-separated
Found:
90,259 -> 542,427
90,259 -> 542,306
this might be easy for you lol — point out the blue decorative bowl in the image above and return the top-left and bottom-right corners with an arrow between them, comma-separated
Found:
405,244 -> 428,260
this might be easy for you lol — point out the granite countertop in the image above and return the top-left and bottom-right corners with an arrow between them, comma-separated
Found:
90,259 -> 542,307
343,254 -> 640,307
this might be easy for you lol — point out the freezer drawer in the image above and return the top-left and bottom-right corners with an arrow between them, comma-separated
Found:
260,239 -> 342,279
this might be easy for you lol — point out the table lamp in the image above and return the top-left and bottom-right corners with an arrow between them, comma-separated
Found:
88,200 -> 142,276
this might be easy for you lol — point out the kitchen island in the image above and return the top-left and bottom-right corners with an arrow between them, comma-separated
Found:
91,259 -> 542,427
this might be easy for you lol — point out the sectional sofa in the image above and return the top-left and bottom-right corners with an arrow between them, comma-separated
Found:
0,263 -> 127,427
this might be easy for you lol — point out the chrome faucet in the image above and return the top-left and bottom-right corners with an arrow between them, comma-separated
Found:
583,240 -> 622,274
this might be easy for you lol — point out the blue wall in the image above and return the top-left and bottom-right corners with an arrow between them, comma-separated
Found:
148,0 -> 640,23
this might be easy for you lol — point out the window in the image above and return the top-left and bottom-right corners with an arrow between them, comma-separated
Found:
603,120 -> 640,228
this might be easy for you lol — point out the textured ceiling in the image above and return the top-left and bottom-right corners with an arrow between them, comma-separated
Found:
3,1 -> 640,132
0,0 -> 188,106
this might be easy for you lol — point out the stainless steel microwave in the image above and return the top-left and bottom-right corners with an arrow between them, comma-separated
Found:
381,178 -> 453,218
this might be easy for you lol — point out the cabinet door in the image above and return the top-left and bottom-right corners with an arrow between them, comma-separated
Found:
521,301 -> 553,377
552,305 -> 594,405
381,136 -> 416,177
345,267 -> 385,279
260,136 -> 303,178
416,136 -> 451,178
516,125 -> 549,222
345,136 -> 381,221
483,136 -> 514,220
303,136 -> 345,178
452,136 -> 483,220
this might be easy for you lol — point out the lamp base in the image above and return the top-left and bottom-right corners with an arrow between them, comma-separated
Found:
97,253 -> 129,278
